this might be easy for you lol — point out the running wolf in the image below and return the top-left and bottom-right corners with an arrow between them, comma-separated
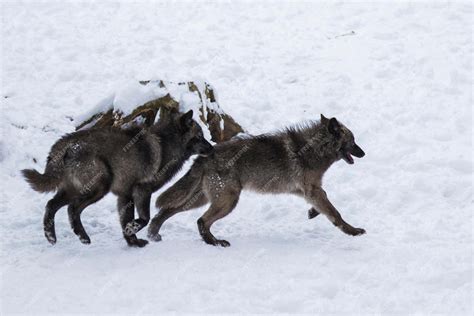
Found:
148,115 -> 365,246
22,110 -> 213,247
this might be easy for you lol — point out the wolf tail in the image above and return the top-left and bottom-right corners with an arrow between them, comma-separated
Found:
156,161 -> 205,209
21,168 -> 62,193
21,141 -> 70,193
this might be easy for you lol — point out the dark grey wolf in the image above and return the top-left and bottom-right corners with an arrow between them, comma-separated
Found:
22,110 -> 213,247
148,115 -> 365,247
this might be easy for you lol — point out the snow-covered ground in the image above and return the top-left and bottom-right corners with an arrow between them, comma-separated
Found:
1,1 -> 472,315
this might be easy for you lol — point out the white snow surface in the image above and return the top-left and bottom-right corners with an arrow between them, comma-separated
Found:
1,2 -> 472,315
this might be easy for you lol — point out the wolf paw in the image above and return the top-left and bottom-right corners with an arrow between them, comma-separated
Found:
125,234 -> 149,248
343,226 -> 366,236
148,233 -> 162,242
131,238 -> 149,248
352,228 -> 366,236
308,208 -> 320,219
215,239 -> 231,247
79,236 -> 91,244
124,221 -> 141,236
44,231 -> 56,245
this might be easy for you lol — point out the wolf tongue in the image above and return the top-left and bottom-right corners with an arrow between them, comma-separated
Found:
346,152 -> 354,163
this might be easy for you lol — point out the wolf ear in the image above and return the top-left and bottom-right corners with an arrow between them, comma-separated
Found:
328,118 -> 341,136
180,110 -> 194,129
320,114 -> 329,124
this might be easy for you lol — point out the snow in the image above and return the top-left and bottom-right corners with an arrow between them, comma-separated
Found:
1,1 -> 472,315
108,81 -> 165,117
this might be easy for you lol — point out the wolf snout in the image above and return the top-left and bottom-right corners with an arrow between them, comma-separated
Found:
198,141 -> 214,156
351,144 -> 365,158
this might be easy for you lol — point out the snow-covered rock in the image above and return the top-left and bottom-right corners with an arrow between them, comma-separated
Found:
75,80 -> 244,143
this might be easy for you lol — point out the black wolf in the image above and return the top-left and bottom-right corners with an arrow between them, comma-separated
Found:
148,115 -> 365,247
22,110 -> 213,247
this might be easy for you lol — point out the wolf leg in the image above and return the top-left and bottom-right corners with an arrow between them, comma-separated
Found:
118,196 -> 148,247
123,187 -> 151,236
197,190 -> 240,247
305,187 -> 365,236
148,190 -> 208,242
68,189 -> 107,244
44,190 -> 69,245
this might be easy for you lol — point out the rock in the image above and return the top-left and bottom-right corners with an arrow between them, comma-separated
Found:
75,80 -> 244,143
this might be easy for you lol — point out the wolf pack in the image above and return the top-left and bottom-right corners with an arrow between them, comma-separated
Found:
22,109 -> 365,248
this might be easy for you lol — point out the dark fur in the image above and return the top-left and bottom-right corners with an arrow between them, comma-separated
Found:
22,110 -> 213,247
149,114 -> 365,247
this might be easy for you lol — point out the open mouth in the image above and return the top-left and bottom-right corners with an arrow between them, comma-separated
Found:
343,151 -> 354,164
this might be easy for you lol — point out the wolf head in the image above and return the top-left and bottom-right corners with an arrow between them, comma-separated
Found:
320,114 -> 365,164
175,110 -> 214,157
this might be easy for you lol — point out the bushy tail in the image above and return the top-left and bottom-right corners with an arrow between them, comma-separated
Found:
156,162 -> 204,209
22,140 -> 69,193
21,168 -> 61,193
